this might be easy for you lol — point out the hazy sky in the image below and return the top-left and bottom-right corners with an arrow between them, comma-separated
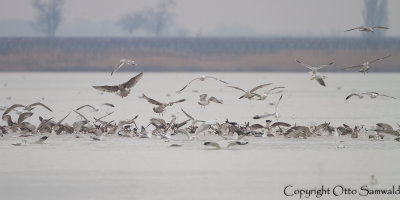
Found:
0,0 -> 399,37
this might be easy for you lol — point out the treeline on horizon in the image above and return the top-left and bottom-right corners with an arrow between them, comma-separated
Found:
0,37 -> 399,72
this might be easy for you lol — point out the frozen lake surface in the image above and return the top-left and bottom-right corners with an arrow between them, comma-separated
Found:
1,72 -> 400,199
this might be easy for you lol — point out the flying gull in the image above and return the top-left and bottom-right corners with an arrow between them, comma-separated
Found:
111,59 -> 136,75
178,75 -> 228,92
93,72 -> 143,98
342,55 -> 391,74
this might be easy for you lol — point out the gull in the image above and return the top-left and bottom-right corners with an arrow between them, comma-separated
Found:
203,140 -> 248,150
76,103 -> 115,112
198,94 -> 223,107
93,72 -> 143,98
310,73 -> 327,86
362,92 -> 396,99
178,75 -> 229,92
111,58 -> 136,75
342,55 -> 391,74
142,94 -> 185,114
345,26 -> 389,32
253,95 -> 283,120
227,83 -> 272,100
296,59 -> 334,75
257,86 -> 285,100
345,93 -> 364,101
2,102 -> 53,116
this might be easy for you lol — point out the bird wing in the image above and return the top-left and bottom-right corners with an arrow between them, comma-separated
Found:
369,54 -> 391,64
142,94 -> 162,105
253,113 -> 274,119
17,112 -> 33,124
227,86 -> 246,93
150,118 -> 168,128
315,77 -> 326,86
344,27 -> 362,32
72,109 -> 89,122
174,119 -> 190,129
2,104 -> 25,115
296,59 -> 313,69
379,94 -> 397,99
102,103 -> 115,107
209,97 -> 223,104
76,105 -> 96,111
204,76 -> 229,84
250,83 -> 272,93
195,124 -> 211,137
174,128 -> 192,140
57,112 -> 71,125
342,65 -> 363,70
178,77 -> 201,92
111,61 -> 125,75
97,112 -> 115,121
35,117 -> 55,133
361,92 -> 378,97
372,26 -> 389,29
93,85 -> 119,93
316,61 -> 334,69
30,102 -> 53,112
122,72 -> 143,88
345,93 -> 363,100
204,141 -> 221,149
180,108 -> 194,120
266,86 -> 286,94
199,94 -> 208,101
376,123 -> 393,130
169,99 -> 186,106
275,95 -> 283,109
271,122 -> 291,127
249,124 -> 264,130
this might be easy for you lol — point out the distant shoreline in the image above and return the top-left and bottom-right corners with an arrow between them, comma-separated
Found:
1,37 -> 399,72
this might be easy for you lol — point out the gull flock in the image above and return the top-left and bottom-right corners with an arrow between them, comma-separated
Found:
1,25 -> 399,149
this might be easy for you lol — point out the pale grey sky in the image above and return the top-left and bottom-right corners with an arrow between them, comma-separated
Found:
0,0 -> 399,37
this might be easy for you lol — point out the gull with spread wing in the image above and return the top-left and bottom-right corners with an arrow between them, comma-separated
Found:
342,55 -> 391,74
111,59 -> 136,75
2,102 -> 53,116
227,83 -> 272,100
93,72 -> 143,98
344,26 -> 389,32
198,94 -> 223,107
296,59 -> 334,75
178,75 -> 228,92
142,94 -> 186,114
